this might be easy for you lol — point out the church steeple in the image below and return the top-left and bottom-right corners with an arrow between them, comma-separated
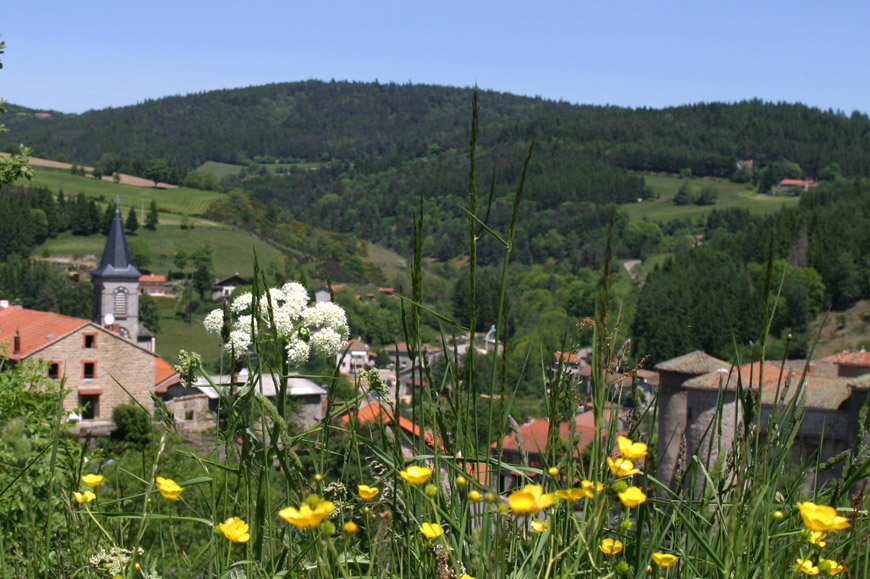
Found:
92,198 -> 143,345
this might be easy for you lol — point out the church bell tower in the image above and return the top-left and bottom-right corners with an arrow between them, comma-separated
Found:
92,199 -> 142,343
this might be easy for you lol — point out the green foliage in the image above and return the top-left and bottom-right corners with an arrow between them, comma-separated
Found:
673,181 -> 694,205
125,205 -> 139,233
110,403 -> 153,449
138,292 -> 160,333
696,184 -> 719,205
127,238 -> 152,269
145,199 -> 158,230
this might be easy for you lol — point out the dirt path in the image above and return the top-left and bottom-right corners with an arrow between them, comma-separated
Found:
0,152 -> 177,188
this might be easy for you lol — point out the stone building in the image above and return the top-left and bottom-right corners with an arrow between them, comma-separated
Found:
0,304 -> 178,435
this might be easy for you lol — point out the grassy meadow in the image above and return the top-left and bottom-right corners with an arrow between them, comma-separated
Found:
19,166 -> 223,215
623,173 -> 801,222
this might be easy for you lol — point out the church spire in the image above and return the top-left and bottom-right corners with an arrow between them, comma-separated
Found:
92,199 -> 140,277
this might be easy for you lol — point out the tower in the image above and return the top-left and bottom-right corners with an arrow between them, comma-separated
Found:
92,200 -> 142,343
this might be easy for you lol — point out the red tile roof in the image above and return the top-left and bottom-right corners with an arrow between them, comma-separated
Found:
0,306 -> 88,360
341,402 -> 438,447
153,357 -> 181,392
496,407 -> 626,458
554,351 -> 584,365
831,350 -> 870,368
139,274 -> 166,283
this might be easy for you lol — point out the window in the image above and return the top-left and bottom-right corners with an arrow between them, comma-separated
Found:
83,362 -> 96,379
48,362 -> 60,379
184,410 -> 194,421
84,334 -> 96,349
113,288 -> 128,319
79,394 -> 99,420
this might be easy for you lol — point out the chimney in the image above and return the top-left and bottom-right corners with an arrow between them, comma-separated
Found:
13,330 -> 20,355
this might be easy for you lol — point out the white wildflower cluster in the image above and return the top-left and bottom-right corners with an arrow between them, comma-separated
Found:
203,282 -> 349,367
89,546 -> 144,576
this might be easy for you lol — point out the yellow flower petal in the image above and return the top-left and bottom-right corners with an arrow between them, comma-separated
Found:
155,477 -> 184,501
617,486 -> 647,507
508,485 -> 556,515
617,436 -> 648,459
399,465 -> 433,485
73,490 -> 96,503
358,484 -> 380,500
530,519 -> 550,533
651,552 -> 679,568
278,500 -> 335,529
607,456 -> 640,478
81,474 -> 104,487
419,522 -> 444,538
218,517 -> 250,543
599,538 -> 624,555
797,502 -> 850,533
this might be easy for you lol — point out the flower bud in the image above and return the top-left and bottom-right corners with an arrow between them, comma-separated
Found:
548,467 -> 560,476
425,484 -> 438,498
455,475 -> 468,486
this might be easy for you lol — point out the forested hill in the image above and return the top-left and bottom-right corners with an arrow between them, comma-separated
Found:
4,81 -> 870,179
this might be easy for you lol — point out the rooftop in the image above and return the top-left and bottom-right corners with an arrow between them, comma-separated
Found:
655,350 -> 728,375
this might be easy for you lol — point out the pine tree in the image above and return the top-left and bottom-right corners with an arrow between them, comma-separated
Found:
125,206 -> 139,234
145,200 -> 159,231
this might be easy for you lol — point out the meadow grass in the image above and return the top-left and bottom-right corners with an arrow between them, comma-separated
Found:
624,173 -> 800,222
3,95 -> 869,579
17,166 -> 223,215
35,222 -> 286,280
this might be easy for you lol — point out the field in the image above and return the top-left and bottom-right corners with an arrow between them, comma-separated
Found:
623,173 -> 801,222
17,166 -> 223,215
151,296 -> 224,371
35,221 -> 287,281
197,160 -> 323,177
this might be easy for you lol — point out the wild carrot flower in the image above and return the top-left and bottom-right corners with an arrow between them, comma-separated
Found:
279,497 -> 335,529
795,558 -> 820,575
508,484 -> 556,515
797,502 -> 850,533
358,484 -> 379,499
607,457 -> 640,477
617,486 -> 647,507
155,477 -> 184,500
599,538 -> 624,555
617,436 -> 648,459
218,517 -> 250,543
81,474 -> 104,487
419,522 -> 444,538
399,465 -> 433,485
530,519 -> 550,533
73,490 -> 96,503
818,558 -> 844,576
651,552 -> 679,568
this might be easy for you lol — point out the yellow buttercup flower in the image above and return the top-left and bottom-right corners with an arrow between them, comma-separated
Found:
279,498 -> 335,529
599,538 -> 624,555
807,530 -> 828,547
343,521 -> 359,535
218,517 -> 250,543
73,490 -> 96,503
555,488 -> 585,502
556,481 -> 603,501
607,457 -> 640,478
155,477 -> 185,500
617,486 -> 647,507
419,522 -> 444,538
651,552 -> 679,568
818,558 -> 844,576
582,480 -> 604,496
797,502 -> 850,533
460,575 -> 476,579
400,465 -> 433,485
530,519 -> 550,533
81,474 -> 104,487
617,436 -> 648,459
468,490 -> 482,502
508,484 -> 556,515
795,558 -> 820,575
358,484 -> 380,500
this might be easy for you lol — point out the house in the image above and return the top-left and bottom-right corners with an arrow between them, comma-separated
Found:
494,405 -> 627,491
821,348 -> 870,378
139,274 -> 167,297
211,273 -> 249,301
0,303 -> 179,435
778,179 -> 818,194
656,350 -> 870,493
339,401 -> 434,459
314,285 -> 344,303
172,370 -> 328,430
336,338 -> 374,377
736,160 -> 755,171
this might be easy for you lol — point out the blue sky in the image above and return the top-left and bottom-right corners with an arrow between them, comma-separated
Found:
2,1 -> 868,115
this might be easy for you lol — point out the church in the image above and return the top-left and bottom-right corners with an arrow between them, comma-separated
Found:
0,202 -> 179,435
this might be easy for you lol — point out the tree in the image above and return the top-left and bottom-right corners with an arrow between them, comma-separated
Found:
112,172 -> 121,184
101,204 -> 114,235
673,182 -> 693,205
143,159 -> 172,187
695,185 -> 719,205
91,166 -> 103,180
193,263 -> 213,300
0,36 -> 32,186
145,199 -> 159,230
125,206 -> 139,234
173,250 -> 188,272
138,292 -> 161,334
